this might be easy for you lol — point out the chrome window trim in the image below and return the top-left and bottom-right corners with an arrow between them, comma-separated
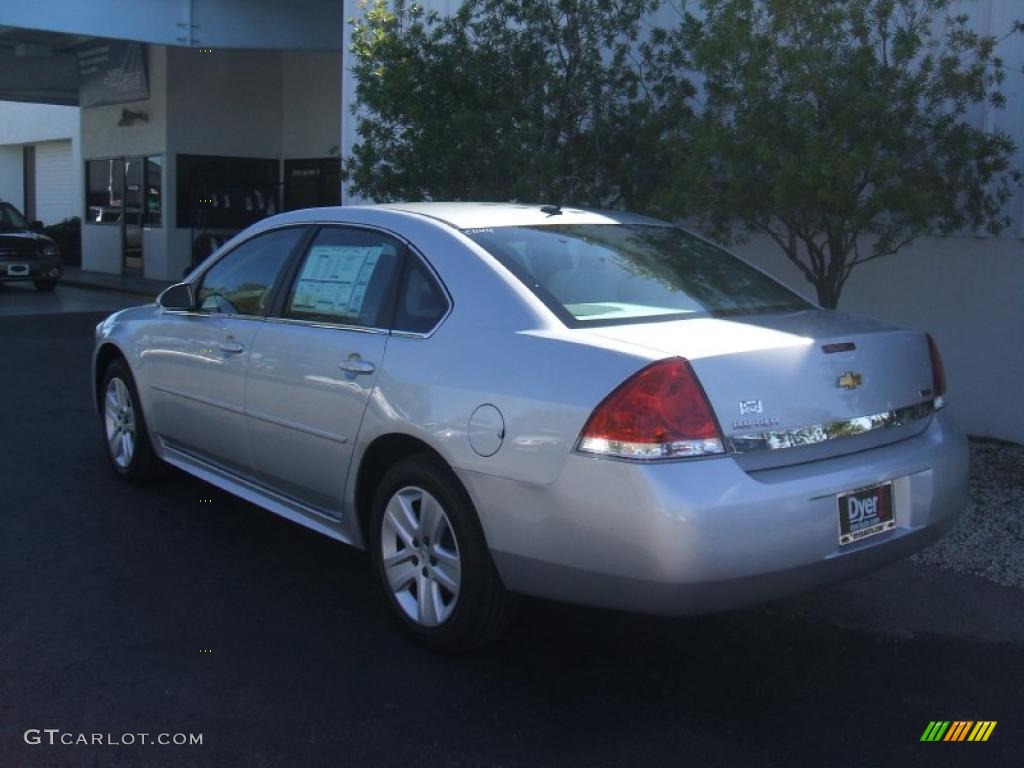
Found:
727,400 -> 936,453
264,316 -> 390,335
158,308 -> 268,322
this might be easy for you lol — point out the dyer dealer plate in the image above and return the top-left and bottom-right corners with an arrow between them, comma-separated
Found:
838,482 -> 894,546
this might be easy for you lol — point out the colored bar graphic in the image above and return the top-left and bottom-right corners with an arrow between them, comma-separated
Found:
944,721 -> 962,741
922,720 -> 996,742
921,721 -> 950,741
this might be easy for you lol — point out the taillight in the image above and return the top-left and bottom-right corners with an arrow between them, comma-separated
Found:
926,333 -> 947,409
577,358 -> 725,460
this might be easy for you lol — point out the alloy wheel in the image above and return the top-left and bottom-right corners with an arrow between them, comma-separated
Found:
104,377 -> 136,469
380,485 -> 462,627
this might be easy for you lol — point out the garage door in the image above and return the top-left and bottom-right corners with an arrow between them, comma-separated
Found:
33,140 -> 74,225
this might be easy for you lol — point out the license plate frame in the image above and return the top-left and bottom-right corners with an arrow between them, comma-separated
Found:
837,482 -> 895,545
6,264 -> 29,277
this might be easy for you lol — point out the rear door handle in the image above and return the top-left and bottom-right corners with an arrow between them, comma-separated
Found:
219,341 -> 245,354
338,356 -> 376,375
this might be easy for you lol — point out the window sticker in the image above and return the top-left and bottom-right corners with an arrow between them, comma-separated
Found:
291,245 -> 383,320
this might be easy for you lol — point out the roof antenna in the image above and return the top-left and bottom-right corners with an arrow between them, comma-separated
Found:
540,204 -> 562,216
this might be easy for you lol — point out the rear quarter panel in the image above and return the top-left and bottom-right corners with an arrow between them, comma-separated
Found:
360,322 -> 657,489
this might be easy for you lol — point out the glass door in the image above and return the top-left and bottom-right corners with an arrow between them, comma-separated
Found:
86,156 -> 161,276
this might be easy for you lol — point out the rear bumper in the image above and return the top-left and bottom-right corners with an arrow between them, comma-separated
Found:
461,409 -> 969,615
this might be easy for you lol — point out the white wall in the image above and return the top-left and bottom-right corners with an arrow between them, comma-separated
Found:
0,100 -> 81,223
732,234 -> 1024,443
33,140 -> 75,223
282,51 -> 341,159
166,47 -> 283,158
0,101 -> 78,144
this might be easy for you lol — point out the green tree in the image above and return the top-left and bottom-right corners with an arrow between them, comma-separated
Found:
653,0 -> 1022,307
346,0 -> 685,208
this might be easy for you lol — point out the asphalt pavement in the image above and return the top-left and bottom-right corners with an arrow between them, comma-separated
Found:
1,299 -> 1022,768
0,281 -> 145,315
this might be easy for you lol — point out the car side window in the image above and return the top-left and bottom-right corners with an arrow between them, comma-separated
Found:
196,227 -> 306,316
283,227 -> 403,328
394,257 -> 448,334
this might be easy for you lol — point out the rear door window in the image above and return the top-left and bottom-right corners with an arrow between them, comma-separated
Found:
283,227 -> 404,329
393,257 -> 448,334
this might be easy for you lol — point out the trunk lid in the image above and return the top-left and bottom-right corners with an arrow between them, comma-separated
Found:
583,309 -> 936,468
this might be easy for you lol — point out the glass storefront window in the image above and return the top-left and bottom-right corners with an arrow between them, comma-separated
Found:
84,156 -> 163,228
85,159 -> 124,225
145,156 -> 162,226
283,157 -> 341,211
176,154 -> 280,229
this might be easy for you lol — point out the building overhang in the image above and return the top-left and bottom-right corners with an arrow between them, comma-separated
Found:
0,0 -> 342,104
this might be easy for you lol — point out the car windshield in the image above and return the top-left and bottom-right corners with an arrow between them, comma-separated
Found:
465,223 -> 810,327
0,202 -> 30,231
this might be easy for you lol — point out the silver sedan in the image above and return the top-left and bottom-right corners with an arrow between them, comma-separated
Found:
92,203 -> 968,650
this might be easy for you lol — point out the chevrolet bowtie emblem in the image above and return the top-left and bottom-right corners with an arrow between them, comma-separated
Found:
837,371 -> 863,390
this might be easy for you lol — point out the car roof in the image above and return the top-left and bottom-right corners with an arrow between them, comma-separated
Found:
346,201 -> 669,230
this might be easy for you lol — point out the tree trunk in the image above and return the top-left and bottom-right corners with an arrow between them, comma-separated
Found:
814,281 -> 839,309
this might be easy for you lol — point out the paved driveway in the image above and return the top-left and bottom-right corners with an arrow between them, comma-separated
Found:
1,309 -> 1022,768
0,282 -> 145,315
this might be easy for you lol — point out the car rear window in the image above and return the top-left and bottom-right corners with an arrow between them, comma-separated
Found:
465,224 -> 810,327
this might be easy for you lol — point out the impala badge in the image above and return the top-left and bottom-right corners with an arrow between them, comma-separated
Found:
837,371 -> 864,390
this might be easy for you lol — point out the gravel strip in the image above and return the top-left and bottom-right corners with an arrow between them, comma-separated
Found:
912,438 -> 1024,588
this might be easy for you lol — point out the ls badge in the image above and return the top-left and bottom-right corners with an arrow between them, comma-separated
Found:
837,371 -> 864,390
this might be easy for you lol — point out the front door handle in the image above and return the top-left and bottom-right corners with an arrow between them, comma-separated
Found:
338,356 -> 375,375
219,341 -> 245,354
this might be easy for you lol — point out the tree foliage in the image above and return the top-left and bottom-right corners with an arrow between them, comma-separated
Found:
346,0 -> 688,209
656,0 -> 1021,307
347,0 -> 1021,308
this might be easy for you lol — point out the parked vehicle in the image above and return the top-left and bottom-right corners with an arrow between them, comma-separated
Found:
0,201 -> 64,291
92,203 -> 967,650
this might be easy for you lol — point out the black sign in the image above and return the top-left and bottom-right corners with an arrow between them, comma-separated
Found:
77,41 -> 149,108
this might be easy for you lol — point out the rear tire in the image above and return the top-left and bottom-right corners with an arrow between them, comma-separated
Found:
34,280 -> 57,292
369,455 -> 516,652
100,359 -> 158,482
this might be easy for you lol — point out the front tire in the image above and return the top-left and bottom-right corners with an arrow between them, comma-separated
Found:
34,279 -> 57,292
101,359 -> 158,482
370,455 -> 515,652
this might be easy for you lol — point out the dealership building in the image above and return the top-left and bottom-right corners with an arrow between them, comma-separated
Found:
1,0 -> 1022,441
0,0 -> 366,280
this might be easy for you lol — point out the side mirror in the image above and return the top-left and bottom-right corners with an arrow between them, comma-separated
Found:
158,282 -> 195,311
30,220 -> 44,232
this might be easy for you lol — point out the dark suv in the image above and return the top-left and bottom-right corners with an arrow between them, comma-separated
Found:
0,201 -> 63,291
